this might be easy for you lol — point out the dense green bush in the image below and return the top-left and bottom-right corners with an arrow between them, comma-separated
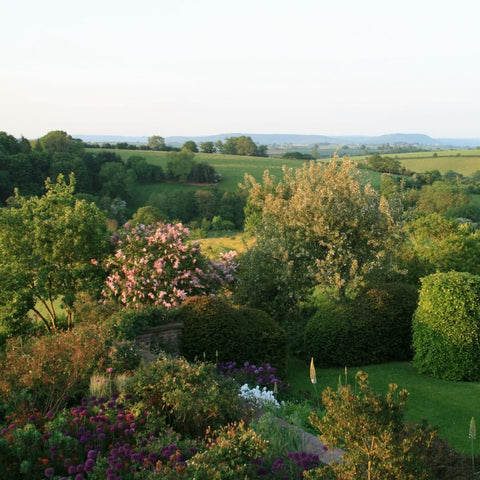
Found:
305,283 -> 418,367
176,296 -> 288,376
127,355 -> 242,437
304,301 -> 370,367
353,282 -> 418,361
413,271 -> 480,381
111,306 -> 168,340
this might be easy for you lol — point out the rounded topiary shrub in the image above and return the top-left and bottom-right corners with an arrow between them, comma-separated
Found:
304,301 -> 374,367
176,296 -> 287,376
353,282 -> 418,361
413,271 -> 480,381
305,282 -> 418,367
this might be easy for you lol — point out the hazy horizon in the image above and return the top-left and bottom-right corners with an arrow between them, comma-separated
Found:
2,0 -> 480,139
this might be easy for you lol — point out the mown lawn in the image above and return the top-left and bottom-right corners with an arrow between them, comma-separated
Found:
286,357 -> 480,454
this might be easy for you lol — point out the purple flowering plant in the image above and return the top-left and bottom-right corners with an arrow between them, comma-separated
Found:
217,361 -> 286,392
0,393 -> 194,479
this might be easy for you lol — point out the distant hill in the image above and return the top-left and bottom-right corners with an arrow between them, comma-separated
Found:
76,133 -> 480,148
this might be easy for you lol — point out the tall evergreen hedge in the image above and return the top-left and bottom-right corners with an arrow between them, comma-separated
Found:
413,271 -> 480,381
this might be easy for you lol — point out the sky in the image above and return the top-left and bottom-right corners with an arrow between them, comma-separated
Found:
2,0 -> 480,139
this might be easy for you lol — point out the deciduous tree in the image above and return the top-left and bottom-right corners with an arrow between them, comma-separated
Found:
241,158 -> 399,302
0,175 -> 109,334
147,135 -> 166,150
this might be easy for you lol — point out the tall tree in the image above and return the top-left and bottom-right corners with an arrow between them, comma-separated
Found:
415,180 -> 471,215
241,158 -> 399,302
38,130 -> 85,157
166,149 -> 196,183
0,175 -> 110,333
200,141 -> 216,153
182,140 -> 198,153
399,213 -> 480,284
147,135 -> 166,150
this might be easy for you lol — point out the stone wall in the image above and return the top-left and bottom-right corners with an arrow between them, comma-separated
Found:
135,322 -> 183,355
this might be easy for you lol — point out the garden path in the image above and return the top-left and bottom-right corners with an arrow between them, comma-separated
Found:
274,417 -> 344,465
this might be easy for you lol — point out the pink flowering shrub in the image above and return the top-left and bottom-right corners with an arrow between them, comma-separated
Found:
104,222 -> 237,309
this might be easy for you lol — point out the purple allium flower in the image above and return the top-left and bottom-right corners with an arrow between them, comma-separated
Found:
44,467 -> 55,478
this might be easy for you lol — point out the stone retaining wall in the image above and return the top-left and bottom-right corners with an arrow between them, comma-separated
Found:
135,322 -> 183,355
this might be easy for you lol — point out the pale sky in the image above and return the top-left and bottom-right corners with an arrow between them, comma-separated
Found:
2,0 -> 480,139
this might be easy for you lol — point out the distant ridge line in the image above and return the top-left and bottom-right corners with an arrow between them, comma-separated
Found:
75,133 -> 480,148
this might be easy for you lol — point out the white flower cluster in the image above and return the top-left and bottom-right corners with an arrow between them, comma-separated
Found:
238,383 -> 280,409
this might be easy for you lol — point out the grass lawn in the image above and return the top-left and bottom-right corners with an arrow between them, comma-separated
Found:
286,357 -> 480,454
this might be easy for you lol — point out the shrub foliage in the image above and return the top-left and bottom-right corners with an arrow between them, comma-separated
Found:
307,372 -> 437,479
413,271 -> 480,381
176,296 -> 287,375
305,283 -> 418,367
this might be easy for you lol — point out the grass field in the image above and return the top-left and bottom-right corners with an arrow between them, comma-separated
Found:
287,358 -> 480,454
89,149 -> 384,206
197,232 -> 254,259
352,150 -> 480,176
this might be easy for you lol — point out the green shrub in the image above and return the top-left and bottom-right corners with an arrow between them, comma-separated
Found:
308,371 -> 437,480
413,271 -> 480,381
176,296 -> 287,376
127,355 -> 242,437
305,283 -> 418,367
353,282 -> 418,361
111,306 -> 168,340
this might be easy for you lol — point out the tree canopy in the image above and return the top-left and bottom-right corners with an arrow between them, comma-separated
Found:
0,175 -> 110,335
240,158 -> 399,303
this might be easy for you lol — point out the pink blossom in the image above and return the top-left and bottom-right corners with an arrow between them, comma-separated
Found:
103,222 -> 237,309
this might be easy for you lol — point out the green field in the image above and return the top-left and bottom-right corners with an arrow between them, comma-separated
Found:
87,147 -> 479,211
89,149 -> 384,206
352,149 -> 480,176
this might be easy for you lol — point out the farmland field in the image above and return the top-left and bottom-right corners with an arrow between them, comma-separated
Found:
352,149 -> 480,176
87,149 -> 384,206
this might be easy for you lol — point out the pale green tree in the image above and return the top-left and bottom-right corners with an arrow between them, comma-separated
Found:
399,213 -> 480,284
166,148 -> 196,182
0,175 -> 110,334
416,180 -> 470,215
147,135 -> 166,150
38,130 -> 84,156
240,158 -> 399,302
130,205 -> 165,226
200,141 -> 216,153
